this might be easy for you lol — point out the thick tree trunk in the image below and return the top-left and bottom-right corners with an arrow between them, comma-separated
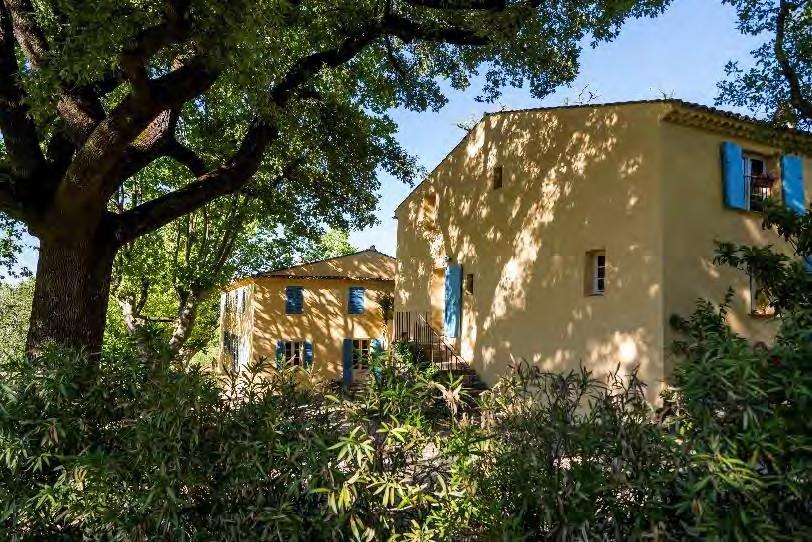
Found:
26,234 -> 116,356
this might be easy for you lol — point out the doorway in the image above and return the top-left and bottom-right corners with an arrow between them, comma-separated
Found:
429,267 -> 445,331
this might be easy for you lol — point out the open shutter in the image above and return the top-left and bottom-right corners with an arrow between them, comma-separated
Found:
342,339 -> 353,387
444,264 -> 462,338
721,142 -> 746,210
781,155 -> 811,272
782,155 -> 806,215
348,287 -> 365,314
303,341 -> 313,368
275,340 -> 284,368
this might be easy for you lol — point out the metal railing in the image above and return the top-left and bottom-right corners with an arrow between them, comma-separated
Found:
394,311 -> 469,372
747,174 -> 775,212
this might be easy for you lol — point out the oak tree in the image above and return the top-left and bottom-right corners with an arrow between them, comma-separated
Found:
0,0 -> 670,355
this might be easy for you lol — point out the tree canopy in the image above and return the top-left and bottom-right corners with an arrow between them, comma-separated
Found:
0,0 -> 672,352
718,0 -> 812,130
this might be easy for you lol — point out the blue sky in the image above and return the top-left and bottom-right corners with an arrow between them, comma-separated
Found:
12,0 -> 761,275
350,0 -> 761,256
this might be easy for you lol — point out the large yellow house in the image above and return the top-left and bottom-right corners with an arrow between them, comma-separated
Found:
219,248 -> 396,385
393,99 -> 811,402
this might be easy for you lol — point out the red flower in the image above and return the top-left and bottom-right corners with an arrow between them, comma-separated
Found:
769,354 -> 781,367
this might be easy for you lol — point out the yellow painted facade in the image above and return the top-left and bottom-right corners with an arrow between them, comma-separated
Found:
394,100 -> 812,402
219,250 -> 396,381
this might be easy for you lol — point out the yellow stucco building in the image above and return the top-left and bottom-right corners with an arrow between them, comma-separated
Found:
393,100 -> 811,402
219,248 -> 396,385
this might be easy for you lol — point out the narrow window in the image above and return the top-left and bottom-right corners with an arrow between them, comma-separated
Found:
743,153 -> 775,212
348,286 -> 365,314
585,250 -> 606,296
492,165 -> 503,190
284,341 -> 304,366
465,273 -> 474,294
285,286 -> 304,314
352,339 -> 371,367
750,276 -> 775,317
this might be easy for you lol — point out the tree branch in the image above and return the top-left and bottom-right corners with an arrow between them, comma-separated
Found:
383,12 -> 492,45
165,139 -> 207,176
776,0 -> 812,121
0,1 -> 45,181
402,0 -> 504,9
120,0 -> 191,91
111,12 -> 497,244
112,121 -> 276,245
58,58 -> 219,215
5,0 -> 47,68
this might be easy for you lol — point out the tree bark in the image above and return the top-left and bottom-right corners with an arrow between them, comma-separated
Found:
26,233 -> 116,356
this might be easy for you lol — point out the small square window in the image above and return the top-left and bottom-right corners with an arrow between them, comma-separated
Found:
750,276 -> 775,317
465,273 -> 474,294
585,250 -> 606,296
492,165 -> 503,190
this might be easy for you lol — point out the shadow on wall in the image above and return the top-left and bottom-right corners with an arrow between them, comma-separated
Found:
396,103 -> 782,401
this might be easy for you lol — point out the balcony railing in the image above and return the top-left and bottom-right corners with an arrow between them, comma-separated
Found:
747,174 -> 776,212
394,311 -> 469,373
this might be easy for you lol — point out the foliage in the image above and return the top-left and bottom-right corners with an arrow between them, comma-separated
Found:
718,0 -> 812,130
0,0 -> 672,350
0,278 -> 34,357
304,228 -> 357,262
2,313 -> 811,540
668,199 -> 812,540
0,217 -> 30,282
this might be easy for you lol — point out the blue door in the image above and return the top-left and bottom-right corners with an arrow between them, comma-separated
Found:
444,264 -> 462,338
342,338 -> 353,387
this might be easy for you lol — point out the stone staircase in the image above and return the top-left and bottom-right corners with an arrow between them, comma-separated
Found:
395,312 -> 488,399
408,343 -> 488,396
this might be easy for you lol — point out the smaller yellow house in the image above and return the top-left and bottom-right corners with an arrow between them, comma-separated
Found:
219,248 -> 396,385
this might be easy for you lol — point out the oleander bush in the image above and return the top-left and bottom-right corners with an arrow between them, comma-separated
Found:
1,313 -> 810,541
2,204 -> 811,540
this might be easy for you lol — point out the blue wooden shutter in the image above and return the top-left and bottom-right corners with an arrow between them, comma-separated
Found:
342,338 -> 353,387
721,142 -> 746,210
781,155 -> 811,272
303,341 -> 313,368
444,264 -> 462,338
285,286 -> 303,314
275,340 -> 284,369
782,155 -> 806,215
348,287 -> 365,314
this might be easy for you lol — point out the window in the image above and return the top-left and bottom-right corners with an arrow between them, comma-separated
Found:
285,286 -> 304,314
743,154 -> 775,212
284,341 -> 304,366
586,250 -> 606,296
465,273 -> 474,294
348,286 -> 365,314
352,339 -> 370,368
750,276 -> 775,318
492,165 -> 503,190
